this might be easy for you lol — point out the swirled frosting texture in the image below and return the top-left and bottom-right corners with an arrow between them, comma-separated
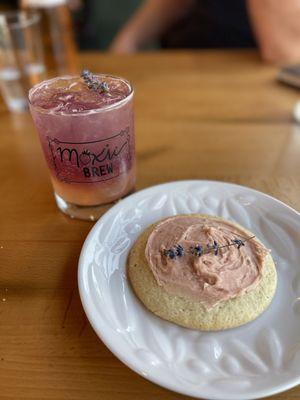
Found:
145,215 -> 268,309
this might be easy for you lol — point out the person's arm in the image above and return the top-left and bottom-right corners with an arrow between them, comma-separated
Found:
247,0 -> 300,64
109,0 -> 195,53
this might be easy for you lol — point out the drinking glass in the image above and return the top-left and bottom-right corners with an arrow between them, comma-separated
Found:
0,10 -> 45,112
29,74 -> 136,220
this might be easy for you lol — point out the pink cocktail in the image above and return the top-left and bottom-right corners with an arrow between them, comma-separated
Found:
29,73 -> 135,220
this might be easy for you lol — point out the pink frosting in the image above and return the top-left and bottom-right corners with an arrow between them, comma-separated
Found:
145,216 -> 268,309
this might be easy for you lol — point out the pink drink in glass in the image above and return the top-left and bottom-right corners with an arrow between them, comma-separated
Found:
29,74 -> 135,220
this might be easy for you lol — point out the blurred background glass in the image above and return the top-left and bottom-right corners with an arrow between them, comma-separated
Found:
0,0 -> 79,112
21,0 -> 78,74
0,10 -> 45,112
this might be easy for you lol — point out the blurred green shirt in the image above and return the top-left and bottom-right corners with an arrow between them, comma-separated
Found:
74,0 -> 142,50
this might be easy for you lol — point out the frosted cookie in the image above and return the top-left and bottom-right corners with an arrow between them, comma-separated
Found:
127,214 -> 277,331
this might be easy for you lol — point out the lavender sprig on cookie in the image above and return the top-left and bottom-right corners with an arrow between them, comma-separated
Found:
163,236 -> 255,259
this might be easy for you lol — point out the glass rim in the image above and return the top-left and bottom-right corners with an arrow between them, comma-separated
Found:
28,74 -> 134,116
0,10 -> 40,30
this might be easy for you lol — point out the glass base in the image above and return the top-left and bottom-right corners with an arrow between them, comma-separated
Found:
55,193 -> 113,221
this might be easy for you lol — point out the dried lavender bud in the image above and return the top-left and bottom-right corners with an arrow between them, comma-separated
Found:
99,81 -> 109,93
175,244 -> 184,257
163,248 -> 176,259
81,69 -> 91,78
212,240 -> 219,255
168,249 -> 176,259
232,239 -> 245,249
88,82 -> 98,90
164,244 -> 184,259
192,245 -> 203,257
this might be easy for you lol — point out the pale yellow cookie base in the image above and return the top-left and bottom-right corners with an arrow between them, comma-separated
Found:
127,214 -> 277,331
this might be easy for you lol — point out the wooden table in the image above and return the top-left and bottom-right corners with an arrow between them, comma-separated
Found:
1,50 -> 300,400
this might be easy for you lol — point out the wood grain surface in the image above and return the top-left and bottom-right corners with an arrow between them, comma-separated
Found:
0,50 -> 300,400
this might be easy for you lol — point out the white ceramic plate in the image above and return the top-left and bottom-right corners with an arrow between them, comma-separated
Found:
78,180 -> 300,400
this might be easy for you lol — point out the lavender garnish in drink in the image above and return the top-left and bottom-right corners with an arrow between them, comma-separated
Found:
81,69 -> 109,93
